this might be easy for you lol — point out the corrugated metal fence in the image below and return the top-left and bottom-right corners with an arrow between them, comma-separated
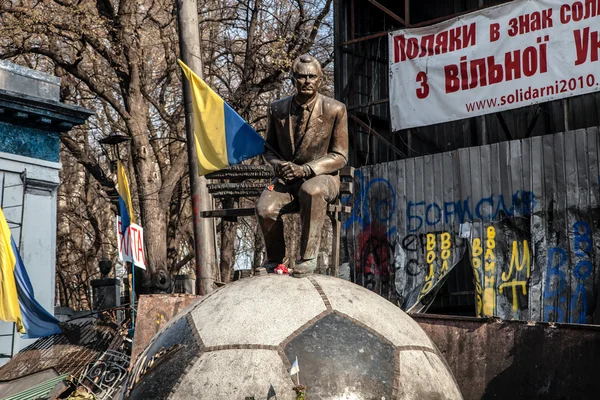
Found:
343,127 -> 600,323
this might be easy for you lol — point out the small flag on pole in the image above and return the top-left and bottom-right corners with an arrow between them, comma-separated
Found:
116,161 -> 135,236
178,60 -> 265,176
289,356 -> 299,376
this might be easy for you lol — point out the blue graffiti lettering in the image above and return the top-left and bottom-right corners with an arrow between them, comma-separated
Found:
521,191 -> 536,215
569,221 -> 592,323
344,170 -> 397,232
475,196 -> 494,221
543,247 -> 567,322
454,198 -> 473,225
443,201 -> 455,224
493,194 -> 514,219
573,221 -> 592,257
570,260 -> 592,324
406,201 -> 425,232
426,203 -> 442,226
406,191 -> 535,231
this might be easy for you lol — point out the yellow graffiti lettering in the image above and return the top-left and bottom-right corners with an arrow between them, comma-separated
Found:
440,260 -> 449,275
421,279 -> 433,294
471,235 -> 484,316
482,226 -> 496,317
502,240 -> 530,281
484,274 -> 495,287
514,240 -> 530,278
499,280 -> 528,312
425,262 -> 434,281
440,232 -> 451,249
426,233 -> 436,251
483,288 -> 495,316
426,251 -> 436,264
472,238 -> 483,257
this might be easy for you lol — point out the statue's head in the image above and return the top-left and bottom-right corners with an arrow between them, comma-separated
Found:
291,54 -> 323,99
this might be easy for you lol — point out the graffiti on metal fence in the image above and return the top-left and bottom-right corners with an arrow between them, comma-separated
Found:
342,129 -> 600,323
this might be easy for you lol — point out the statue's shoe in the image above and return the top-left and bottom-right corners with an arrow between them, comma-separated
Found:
260,261 -> 282,273
292,258 -> 317,277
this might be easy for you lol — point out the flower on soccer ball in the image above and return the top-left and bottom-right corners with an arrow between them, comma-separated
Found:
274,264 -> 289,275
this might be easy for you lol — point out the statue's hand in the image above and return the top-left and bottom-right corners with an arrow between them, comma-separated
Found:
280,162 -> 307,183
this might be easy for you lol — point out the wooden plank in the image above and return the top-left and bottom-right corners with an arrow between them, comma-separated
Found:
206,165 -> 272,180
201,208 -> 255,218
340,181 -> 353,195
211,191 -> 264,198
340,166 -> 355,178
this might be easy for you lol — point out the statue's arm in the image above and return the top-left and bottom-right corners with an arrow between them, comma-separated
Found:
263,104 -> 284,171
306,105 -> 349,176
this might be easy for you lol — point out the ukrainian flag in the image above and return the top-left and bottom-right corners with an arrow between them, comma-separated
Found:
117,161 -> 135,235
178,60 -> 265,175
0,207 -> 61,338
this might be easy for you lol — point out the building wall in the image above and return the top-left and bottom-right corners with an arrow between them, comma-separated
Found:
342,127 -> 600,323
0,153 -> 61,358
0,61 -> 92,364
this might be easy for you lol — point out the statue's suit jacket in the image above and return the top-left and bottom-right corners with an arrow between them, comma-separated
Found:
264,93 -> 349,179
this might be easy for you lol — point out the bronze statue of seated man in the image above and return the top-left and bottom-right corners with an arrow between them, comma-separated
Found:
255,54 -> 349,275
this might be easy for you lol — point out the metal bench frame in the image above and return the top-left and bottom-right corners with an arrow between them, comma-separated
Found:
200,165 -> 354,276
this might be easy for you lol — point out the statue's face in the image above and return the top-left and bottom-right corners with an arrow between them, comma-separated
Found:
293,62 -> 322,98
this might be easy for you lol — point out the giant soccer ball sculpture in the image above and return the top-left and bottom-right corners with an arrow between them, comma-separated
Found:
124,275 -> 462,399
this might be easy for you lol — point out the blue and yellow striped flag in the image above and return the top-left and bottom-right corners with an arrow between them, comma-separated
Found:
117,161 -> 135,235
178,60 -> 265,175
0,207 -> 61,338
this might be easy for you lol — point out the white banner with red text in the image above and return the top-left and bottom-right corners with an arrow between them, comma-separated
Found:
389,0 -> 600,130
116,217 -> 147,270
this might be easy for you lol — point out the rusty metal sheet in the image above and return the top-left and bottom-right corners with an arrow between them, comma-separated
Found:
130,295 -> 198,364
414,314 -> 600,400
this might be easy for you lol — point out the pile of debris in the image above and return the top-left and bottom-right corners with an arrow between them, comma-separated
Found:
0,308 -> 131,400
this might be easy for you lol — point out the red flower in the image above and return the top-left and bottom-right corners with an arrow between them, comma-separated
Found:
274,264 -> 289,275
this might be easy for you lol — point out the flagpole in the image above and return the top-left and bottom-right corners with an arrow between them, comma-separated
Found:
176,0 -> 217,295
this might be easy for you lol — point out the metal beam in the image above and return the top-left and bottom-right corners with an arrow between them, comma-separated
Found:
340,31 -> 388,47
347,98 -> 389,111
349,113 -> 406,158
496,113 -> 513,141
367,0 -> 406,25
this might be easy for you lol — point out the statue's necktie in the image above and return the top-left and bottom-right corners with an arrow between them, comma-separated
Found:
294,104 -> 310,144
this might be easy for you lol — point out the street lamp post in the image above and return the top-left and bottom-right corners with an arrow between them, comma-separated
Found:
99,134 -> 137,325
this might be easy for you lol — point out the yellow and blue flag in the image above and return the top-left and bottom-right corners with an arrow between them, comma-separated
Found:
0,207 -> 61,338
178,60 -> 265,176
117,161 -> 135,235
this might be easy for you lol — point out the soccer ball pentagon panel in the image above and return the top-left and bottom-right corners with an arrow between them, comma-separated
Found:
123,275 -> 462,400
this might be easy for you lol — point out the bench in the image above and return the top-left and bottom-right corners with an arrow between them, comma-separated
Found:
200,165 -> 354,276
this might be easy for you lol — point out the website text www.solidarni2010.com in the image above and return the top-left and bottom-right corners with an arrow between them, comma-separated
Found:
465,73 -> 598,112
